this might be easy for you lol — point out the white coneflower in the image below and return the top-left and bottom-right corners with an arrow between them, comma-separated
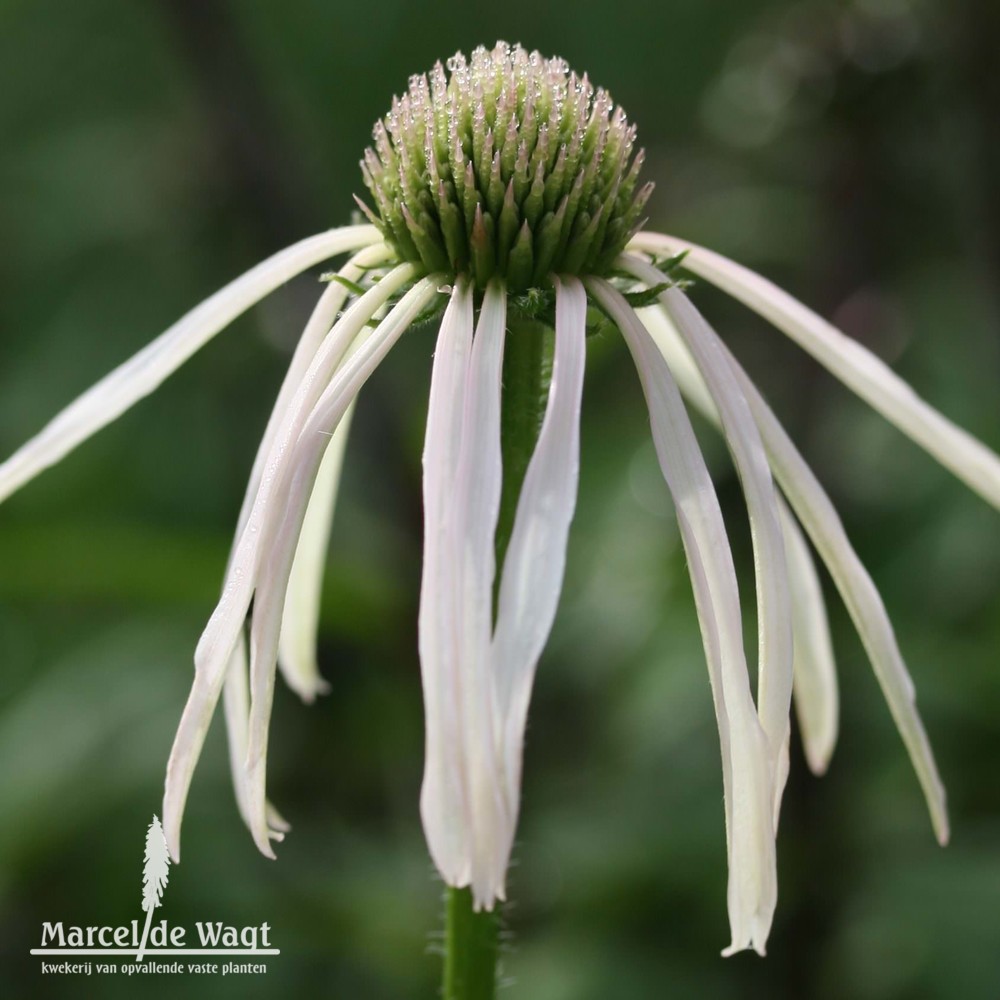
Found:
1,42 -> 997,959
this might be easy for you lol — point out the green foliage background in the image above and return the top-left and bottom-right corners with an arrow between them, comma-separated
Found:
1,1 -> 997,997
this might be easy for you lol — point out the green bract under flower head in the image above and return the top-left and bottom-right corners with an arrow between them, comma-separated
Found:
359,41 -> 653,291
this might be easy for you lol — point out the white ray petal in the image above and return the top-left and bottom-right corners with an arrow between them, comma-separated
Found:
162,670 -> 224,861
163,265 -> 421,861
418,279 -> 476,889
588,278 -> 777,957
244,277 -> 440,856
636,305 -> 715,414
492,276 -> 587,832
647,302 -> 948,843
639,304 -> 840,777
222,636 -> 254,828
276,401 -> 353,702
737,360 -> 949,844
0,225 -> 381,505
197,262 -> 418,686
782,501 -> 839,776
233,243 -> 393,540
272,251 -> 392,701
624,257 -> 793,822
221,635 -> 289,838
449,280 -> 509,908
220,245 -> 389,834
629,232 -> 1000,510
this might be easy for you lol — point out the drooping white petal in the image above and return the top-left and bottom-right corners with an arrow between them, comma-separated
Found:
781,500 -> 839,776
163,265 -> 422,861
0,225 -> 381,505
221,635 -> 289,839
233,243 -> 393,540
196,262 -> 419,689
448,280 -> 509,908
492,276 -> 587,831
623,256 -> 793,822
276,402 -> 353,702
588,277 -> 777,957
273,249 -> 394,701
636,304 -> 715,415
668,322 -> 950,843
222,637 -> 254,829
629,232 -> 1000,511
219,245 -> 389,835
162,670 -> 222,862
244,277 -> 440,856
639,304 -> 840,777
742,367 -> 949,844
418,279 -> 476,889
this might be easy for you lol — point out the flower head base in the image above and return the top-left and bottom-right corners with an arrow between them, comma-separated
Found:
360,42 -> 652,290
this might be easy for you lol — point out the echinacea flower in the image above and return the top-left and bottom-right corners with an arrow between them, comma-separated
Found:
2,42 -> 997,958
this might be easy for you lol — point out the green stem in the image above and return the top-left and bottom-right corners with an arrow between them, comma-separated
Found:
441,316 -> 554,1000
442,887 -> 498,1000
495,318 -> 554,573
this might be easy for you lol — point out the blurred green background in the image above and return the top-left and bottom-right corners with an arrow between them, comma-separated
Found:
1,0 -> 998,997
